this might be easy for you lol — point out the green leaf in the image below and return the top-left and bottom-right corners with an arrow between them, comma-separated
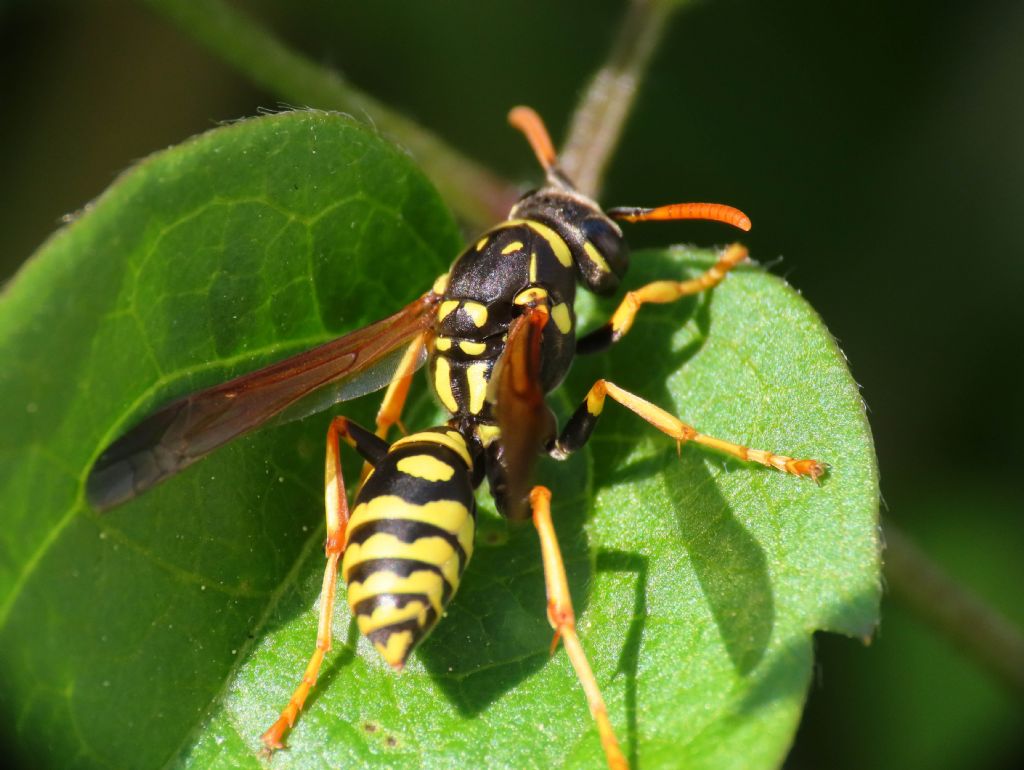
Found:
0,111 -> 460,769
0,111 -> 879,770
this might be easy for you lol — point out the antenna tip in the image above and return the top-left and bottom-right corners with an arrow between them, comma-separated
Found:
507,105 -> 535,126
508,106 -> 557,171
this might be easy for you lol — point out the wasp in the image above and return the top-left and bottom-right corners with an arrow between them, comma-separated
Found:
87,107 -> 825,770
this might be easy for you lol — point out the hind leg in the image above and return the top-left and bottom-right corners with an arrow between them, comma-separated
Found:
530,486 -> 628,770
261,417 -> 387,751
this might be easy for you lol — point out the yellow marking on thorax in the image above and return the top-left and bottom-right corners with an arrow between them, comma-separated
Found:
475,424 -> 501,448
583,241 -> 612,273
375,630 -> 414,669
431,357 -> 459,413
516,219 -> 572,267
438,300 -> 460,321
459,340 -> 486,356
501,240 -> 524,255
434,336 -> 452,351
551,303 -> 573,334
462,301 -> 488,327
466,362 -> 489,414
529,251 -> 538,282
392,430 -> 473,468
396,454 -> 456,482
432,272 -> 450,295
514,286 -> 549,306
476,236 -> 489,251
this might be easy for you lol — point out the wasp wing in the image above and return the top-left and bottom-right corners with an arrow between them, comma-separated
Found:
490,306 -> 556,520
87,292 -> 438,512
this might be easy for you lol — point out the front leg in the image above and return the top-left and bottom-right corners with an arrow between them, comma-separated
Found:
577,244 -> 748,354
550,379 -> 825,480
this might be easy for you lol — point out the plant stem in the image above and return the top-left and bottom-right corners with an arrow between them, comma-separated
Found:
139,0 -> 518,228
561,0 -> 684,197
884,521 -> 1024,696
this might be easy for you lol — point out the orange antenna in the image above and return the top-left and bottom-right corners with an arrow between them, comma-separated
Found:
608,202 -> 752,232
508,106 -> 558,172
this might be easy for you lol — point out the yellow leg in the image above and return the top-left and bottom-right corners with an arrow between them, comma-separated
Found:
608,243 -> 748,342
587,380 -> 826,480
358,332 -> 428,483
530,486 -> 628,770
261,416 -> 354,752
374,331 -> 429,440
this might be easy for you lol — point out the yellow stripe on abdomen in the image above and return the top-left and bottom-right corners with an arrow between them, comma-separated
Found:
346,568 -> 447,616
356,598 -> 431,636
344,533 -> 459,583
347,496 -> 473,553
397,454 -> 456,482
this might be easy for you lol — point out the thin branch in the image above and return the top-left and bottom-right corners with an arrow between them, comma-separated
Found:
884,521 -> 1024,696
139,0 -> 518,228
561,0 -> 685,197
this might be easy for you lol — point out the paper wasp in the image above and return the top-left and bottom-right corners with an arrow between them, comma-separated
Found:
87,107 -> 825,769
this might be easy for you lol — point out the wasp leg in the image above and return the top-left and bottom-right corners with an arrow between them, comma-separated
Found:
374,331 -> 430,441
366,269 -> 449,463
261,416 -> 388,752
551,380 -> 826,480
577,243 -> 748,354
361,331 -> 430,482
530,486 -> 628,770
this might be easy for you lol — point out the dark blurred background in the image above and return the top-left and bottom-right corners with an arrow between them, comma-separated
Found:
2,0 -> 1021,767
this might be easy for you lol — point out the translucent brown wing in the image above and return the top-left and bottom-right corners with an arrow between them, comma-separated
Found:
490,306 -> 556,520
87,292 -> 439,512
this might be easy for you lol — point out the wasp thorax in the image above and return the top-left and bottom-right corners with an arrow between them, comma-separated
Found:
509,189 -> 629,296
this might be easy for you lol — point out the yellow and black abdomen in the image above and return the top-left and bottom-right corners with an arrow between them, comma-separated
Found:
341,428 -> 477,669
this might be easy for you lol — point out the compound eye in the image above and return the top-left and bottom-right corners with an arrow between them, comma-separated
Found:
579,218 -> 629,294
582,218 -> 626,271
